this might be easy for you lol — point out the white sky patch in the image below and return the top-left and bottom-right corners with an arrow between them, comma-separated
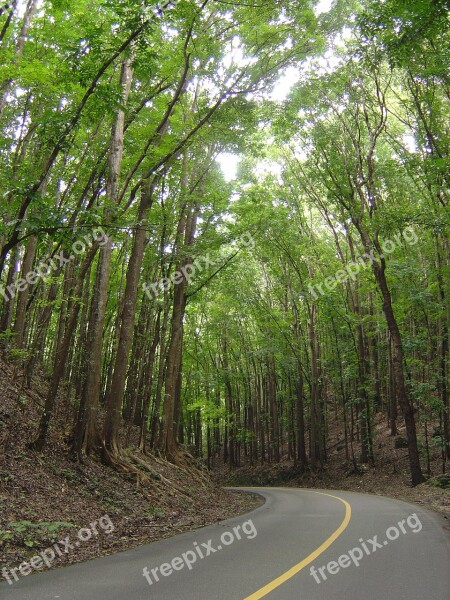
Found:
402,134 -> 417,153
162,25 -> 178,40
217,153 -> 240,181
223,36 -> 244,69
255,159 -> 283,182
316,49 -> 342,71
290,143 -> 308,161
221,211 -> 236,223
314,0 -> 333,15
18,0 -> 45,17
300,48 -> 343,80
341,26 -> 353,40
270,66 -> 300,102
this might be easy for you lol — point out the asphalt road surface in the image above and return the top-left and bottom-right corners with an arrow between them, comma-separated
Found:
1,487 -> 449,599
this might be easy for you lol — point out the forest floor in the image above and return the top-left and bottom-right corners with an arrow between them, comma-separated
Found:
215,412 -> 450,522
0,355 -> 261,581
1,350 -> 448,583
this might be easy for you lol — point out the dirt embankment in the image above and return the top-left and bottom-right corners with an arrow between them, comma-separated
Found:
0,356 -> 261,580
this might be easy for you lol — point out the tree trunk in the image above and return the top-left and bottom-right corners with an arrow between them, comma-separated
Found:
308,304 -> 321,468
12,235 -> 37,348
358,228 -> 424,484
138,310 -> 161,451
0,0 -> 39,114
295,357 -> 307,468
267,353 -> 280,462
29,248 -> 97,450
73,57 -> 133,459
102,177 -> 157,459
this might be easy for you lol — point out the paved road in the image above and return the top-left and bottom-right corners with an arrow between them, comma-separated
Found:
1,487 -> 449,599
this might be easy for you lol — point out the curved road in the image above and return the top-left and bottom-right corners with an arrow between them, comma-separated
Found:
1,488 -> 449,599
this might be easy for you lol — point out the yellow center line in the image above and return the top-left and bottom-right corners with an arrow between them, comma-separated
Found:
243,491 -> 352,600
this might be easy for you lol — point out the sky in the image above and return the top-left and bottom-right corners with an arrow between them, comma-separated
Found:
18,0 -> 334,183
216,0 -> 334,181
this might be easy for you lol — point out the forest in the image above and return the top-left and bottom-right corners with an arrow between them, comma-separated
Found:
0,0 -> 449,503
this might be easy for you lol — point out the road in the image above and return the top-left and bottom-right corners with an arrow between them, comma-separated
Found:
1,487 -> 449,599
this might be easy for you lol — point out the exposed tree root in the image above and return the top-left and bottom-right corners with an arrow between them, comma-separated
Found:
129,452 -> 194,500
98,442 -> 196,502
153,447 -> 211,487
